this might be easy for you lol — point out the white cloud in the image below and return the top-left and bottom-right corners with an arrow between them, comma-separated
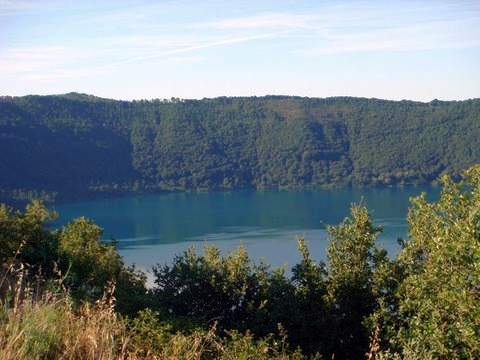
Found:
1,0 -> 479,100
22,66 -> 112,81
0,32 -> 278,82
104,32 -> 284,69
0,0 -> 63,15
194,12 -> 319,30
300,9 -> 480,55
108,34 -> 202,49
0,0 -> 35,12
0,45 -> 106,81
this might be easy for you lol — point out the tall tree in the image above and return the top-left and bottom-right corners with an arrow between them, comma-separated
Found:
379,165 -> 480,359
326,203 -> 389,359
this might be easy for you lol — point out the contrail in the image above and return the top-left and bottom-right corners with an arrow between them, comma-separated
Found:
106,31 -> 288,69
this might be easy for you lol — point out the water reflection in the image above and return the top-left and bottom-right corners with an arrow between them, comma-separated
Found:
51,186 -> 439,271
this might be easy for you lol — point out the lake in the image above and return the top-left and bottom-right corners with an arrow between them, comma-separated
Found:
50,186 -> 439,276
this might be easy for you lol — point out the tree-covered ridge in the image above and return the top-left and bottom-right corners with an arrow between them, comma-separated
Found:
1,94 -> 479,199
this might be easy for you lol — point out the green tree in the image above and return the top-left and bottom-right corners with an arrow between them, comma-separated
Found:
58,217 -> 123,298
57,217 -> 148,310
380,166 -> 480,359
326,202 -> 388,359
0,200 -> 148,312
3,94 -> 479,198
151,245 -> 267,332
288,237 -> 333,356
0,200 -> 58,278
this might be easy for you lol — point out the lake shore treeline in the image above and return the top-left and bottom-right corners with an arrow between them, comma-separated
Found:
1,94 -> 479,202
1,166 -> 479,359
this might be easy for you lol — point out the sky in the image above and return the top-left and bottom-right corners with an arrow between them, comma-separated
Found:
1,0 -> 479,102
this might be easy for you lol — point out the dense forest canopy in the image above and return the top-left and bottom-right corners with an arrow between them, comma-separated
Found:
1,93 -> 479,200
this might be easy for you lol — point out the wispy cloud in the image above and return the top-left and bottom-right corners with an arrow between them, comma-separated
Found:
106,32 -> 285,69
297,4 -> 480,55
1,0 -> 478,100
22,68 -> 105,81
188,3 -> 480,57
194,12 -> 320,30
0,0 -> 34,11
108,34 -> 201,49
0,31 -> 282,82
0,45 -> 109,83
0,0 -> 60,15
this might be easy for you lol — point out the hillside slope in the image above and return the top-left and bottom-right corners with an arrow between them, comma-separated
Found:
1,94 -> 479,200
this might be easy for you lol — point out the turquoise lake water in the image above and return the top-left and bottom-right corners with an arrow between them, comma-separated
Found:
51,186 -> 439,275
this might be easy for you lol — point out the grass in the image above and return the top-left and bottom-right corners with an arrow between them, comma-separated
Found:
0,280 -> 128,359
0,261 -> 307,360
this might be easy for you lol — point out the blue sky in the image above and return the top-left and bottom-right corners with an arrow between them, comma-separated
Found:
1,0 -> 479,101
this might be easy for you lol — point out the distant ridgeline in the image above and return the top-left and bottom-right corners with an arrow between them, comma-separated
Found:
1,93 -> 479,200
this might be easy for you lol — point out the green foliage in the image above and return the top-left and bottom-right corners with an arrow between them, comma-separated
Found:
288,238 -> 332,355
125,308 -> 175,357
151,244 -> 272,333
57,217 -> 123,298
56,216 -> 149,309
114,263 -> 149,315
0,200 -> 59,278
376,165 -> 480,359
1,296 -> 66,359
0,200 -> 148,311
0,288 -> 129,360
0,94 -> 139,200
125,308 -> 308,360
325,203 -> 389,358
1,95 -> 479,200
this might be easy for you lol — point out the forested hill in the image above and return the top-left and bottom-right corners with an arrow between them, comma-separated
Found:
1,93 -> 479,200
